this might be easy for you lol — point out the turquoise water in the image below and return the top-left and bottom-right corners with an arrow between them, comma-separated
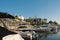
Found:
37,32 -> 60,40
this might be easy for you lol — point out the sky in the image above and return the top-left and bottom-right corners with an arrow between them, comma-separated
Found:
0,0 -> 60,23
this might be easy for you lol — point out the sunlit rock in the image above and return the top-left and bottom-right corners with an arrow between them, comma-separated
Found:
2,34 -> 24,40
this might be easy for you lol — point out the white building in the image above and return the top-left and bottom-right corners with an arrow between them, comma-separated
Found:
13,15 -> 25,22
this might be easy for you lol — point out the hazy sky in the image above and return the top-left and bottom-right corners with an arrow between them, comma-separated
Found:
0,0 -> 60,23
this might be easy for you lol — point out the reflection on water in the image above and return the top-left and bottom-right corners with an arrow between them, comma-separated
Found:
35,32 -> 60,40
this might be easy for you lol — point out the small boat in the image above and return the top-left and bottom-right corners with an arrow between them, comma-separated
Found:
50,26 -> 57,33
39,25 -> 58,33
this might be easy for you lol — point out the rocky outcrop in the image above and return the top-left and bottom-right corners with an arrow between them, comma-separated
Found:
0,27 -> 17,40
0,12 -> 15,19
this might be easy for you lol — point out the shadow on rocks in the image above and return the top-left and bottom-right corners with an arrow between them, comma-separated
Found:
0,26 -> 17,40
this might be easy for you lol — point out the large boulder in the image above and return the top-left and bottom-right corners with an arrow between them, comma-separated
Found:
2,34 -> 24,40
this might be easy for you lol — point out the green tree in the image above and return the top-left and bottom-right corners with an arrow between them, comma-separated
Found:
25,18 -> 32,22
49,20 -> 53,24
53,21 -> 58,25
